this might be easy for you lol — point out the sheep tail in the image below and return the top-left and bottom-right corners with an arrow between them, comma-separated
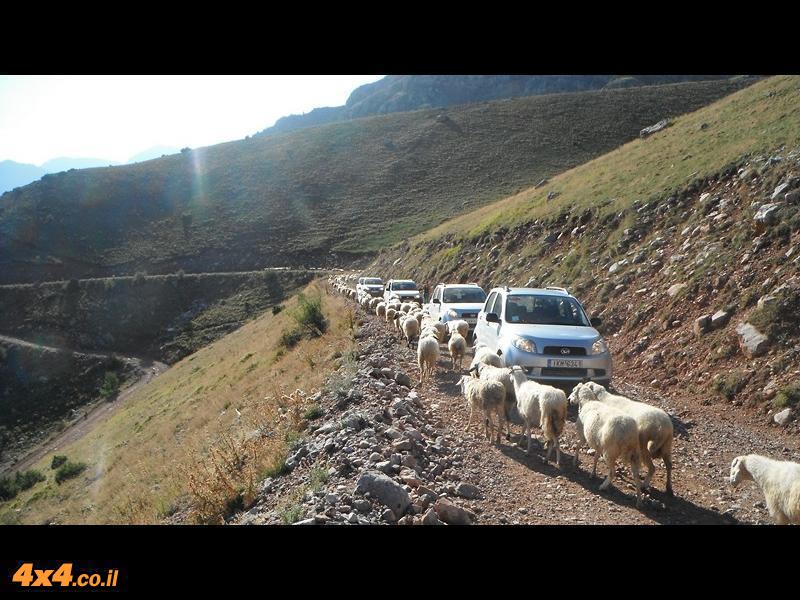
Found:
541,410 -> 562,441
647,435 -> 669,459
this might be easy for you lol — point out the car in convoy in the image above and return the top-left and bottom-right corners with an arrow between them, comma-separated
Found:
384,279 -> 422,303
473,286 -> 611,388
426,283 -> 487,338
357,277 -> 385,298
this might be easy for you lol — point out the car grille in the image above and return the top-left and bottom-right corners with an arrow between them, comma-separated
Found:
540,367 -> 588,377
543,346 -> 587,356
461,312 -> 478,319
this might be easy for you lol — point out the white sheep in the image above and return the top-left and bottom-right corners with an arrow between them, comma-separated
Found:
376,302 -> 386,319
470,344 -> 505,370
447,319 -> 470,339
508,366 -> 567,465
385,307 -> 397,324
417,336 -> 440,384
393,311 -> 404,332
402,315 -> 420,346
570,383 -> 642,506
458,375 -> 506,444
584,381 -> 674,496
448,332 -> 468,370
400,302 -> 412,314
469,362 -> 515,440
730,454 -> 800,524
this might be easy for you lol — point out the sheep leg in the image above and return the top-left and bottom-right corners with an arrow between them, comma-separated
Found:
484,411 -> 494,442
600,455 -> 615,491
630,458 -> 643,508
642,451 -> 656,491
554,439 -> 561,468
465,403 -> 474,433
525,421 -> 532,454
573,445 -> 580,469
546,438 -> 559,464
495,409 -> 505,444
591,453 -> 599,478
664,455 -> 674,497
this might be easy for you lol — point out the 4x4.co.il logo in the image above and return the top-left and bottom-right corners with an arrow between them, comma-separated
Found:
11,563 -> 119,588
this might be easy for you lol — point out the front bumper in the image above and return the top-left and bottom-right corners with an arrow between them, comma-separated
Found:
500,346 -> 612,385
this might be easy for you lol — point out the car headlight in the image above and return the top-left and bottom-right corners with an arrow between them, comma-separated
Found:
591,339 -> 608,355
447,309 -> 458,319
512,337 -> 537,353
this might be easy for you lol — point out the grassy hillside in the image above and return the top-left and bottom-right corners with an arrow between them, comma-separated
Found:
0,78 -> 756,284
371,75 -> 800,419
0,281 -> 357,524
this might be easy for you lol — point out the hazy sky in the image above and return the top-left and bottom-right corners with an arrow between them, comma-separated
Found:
0,75 -> 385,165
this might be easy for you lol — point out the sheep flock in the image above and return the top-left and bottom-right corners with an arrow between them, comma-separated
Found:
329,274 -> 800,524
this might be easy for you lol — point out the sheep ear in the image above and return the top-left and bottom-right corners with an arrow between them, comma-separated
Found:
581,377 -> 590,384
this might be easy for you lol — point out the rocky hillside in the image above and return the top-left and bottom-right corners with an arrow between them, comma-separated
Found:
371,75 -> 800,431
0,269 -> 316,363
260,75 -> 739,136
0,78 -> 754,284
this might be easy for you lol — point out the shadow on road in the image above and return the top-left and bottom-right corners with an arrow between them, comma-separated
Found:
495,437 -> 733,524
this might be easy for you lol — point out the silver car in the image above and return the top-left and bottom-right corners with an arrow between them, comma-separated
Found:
474,286 -> 611,387
357,277 -> 385,298
426,283 -> 487,337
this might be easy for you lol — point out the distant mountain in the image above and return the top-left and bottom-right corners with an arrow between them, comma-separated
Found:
0,157 -> 120,194
41,157 -> 119,172
0,77 -> 756,284
128,146 -> 181,164
0,151 -> 185,194
258,75 -> 738,136
0,160 -> 46,194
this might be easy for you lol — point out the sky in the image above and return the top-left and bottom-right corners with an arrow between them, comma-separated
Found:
0,75 -> 385,165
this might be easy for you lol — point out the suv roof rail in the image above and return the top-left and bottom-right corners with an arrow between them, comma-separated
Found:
545,286 -> 569,294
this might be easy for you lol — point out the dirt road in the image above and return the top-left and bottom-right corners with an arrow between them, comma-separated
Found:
1,334 -> 168,473
368,311 -> 800,524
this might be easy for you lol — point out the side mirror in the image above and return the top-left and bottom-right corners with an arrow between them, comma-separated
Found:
590,317 -> 603,327
486,313 -> 501,324
432,298 -> 441,304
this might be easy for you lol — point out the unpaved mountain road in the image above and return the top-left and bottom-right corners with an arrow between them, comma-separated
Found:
365,310 -> 800,524
1,334 -> 168,474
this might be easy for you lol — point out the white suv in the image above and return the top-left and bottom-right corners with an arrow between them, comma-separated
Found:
427,283 -> 487,337
474,286 -> 611,388
384,279 -> 422,303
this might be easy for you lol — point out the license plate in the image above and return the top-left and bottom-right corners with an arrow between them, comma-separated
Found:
547,359 -> 583,368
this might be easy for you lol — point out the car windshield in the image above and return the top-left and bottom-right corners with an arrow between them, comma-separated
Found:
364,278 -> 383,285
443,288 -> 486,303
504,294 -> 590,326
393,281 -> 417,290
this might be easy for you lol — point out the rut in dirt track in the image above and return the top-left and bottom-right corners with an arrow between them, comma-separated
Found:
370,310 -> 800,524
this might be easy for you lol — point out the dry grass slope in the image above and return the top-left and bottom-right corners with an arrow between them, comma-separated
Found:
0,281 -> 356,524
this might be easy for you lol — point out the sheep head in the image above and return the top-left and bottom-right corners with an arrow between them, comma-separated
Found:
729,456 -> 752,488
570,383 -> 598,408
